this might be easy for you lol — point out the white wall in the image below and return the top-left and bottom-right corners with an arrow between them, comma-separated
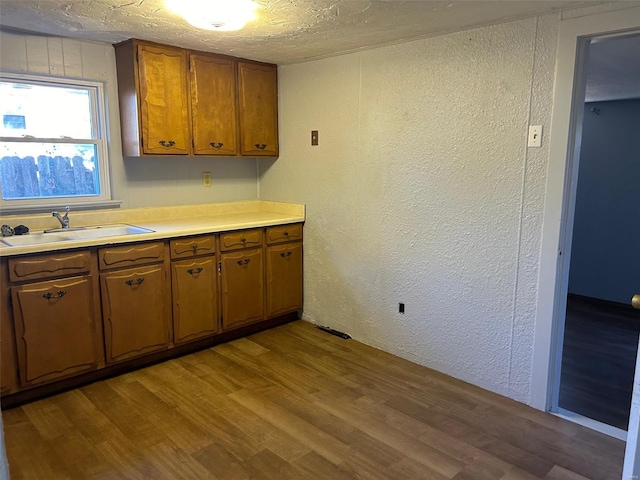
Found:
260,2 -> 638,406
0,30 -> 259,209
260,9 -> 574,404
259,14 -> 559,403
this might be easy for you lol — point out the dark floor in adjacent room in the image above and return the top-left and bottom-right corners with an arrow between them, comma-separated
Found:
559,294 -> 640,430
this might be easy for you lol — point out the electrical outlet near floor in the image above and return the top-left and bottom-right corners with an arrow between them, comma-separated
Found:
202,172 -> 212,187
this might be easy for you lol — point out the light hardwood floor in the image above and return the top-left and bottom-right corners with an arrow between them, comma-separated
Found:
2,320 -> 624,479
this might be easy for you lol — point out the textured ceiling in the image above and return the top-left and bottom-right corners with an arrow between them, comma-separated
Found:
0,0 -> 595,64
586,34 -> 640,101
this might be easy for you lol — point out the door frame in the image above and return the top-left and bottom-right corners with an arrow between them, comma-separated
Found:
531,5 -> 640,413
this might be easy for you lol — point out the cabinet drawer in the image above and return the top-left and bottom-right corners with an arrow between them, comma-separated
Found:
266,224 -> 303,245
8,250 -> 92,283
220,229 -> 263,251
170,235 -> 215,259
99,242 -> 165,270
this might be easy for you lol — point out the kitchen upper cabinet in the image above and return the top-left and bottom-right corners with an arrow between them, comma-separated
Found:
115,40 -> 190,156
138,44 -> 191,155
115,39 -> 278,158
191,54 -> 237,156
238,62 -> 279,157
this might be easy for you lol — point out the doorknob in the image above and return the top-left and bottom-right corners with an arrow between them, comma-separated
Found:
633,294 -> 640,310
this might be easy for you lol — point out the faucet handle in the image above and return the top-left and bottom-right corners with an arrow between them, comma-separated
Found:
64,206 -> 70,216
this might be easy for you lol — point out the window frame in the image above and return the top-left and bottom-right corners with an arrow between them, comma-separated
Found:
0,72 -> 113,212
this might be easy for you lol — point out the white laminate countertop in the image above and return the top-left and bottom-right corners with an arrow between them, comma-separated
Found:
0,200 -> 305,257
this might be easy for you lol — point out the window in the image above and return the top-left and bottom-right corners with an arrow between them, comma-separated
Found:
0,73 -> 112,211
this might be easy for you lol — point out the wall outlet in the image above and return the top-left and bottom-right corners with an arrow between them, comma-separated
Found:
399,302 -> 405,314
311,130 -> 319,146
202,172 -> 212,187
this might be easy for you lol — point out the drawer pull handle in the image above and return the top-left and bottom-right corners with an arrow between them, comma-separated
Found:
42,290 -> 66,300
254,143 -> 267,150
280,251 -> 292,258
209,142 -> 223,149
284,231 -> 289,236
159,140 -> 176,148
187,267 -> 204,275
236,258 -> 251,266
125,277 -> 145,287
192,244 -> 199,252
241,238 -> 246,244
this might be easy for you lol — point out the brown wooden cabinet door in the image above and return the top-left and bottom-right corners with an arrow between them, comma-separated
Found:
101,265 -> 171,363
191,54 -> 237,156
172,258 -> 218,344
221,248 -> 264,330
266,243 -> 303,317
138,44 -> 190,155
238,62 -> 278,156
1,260 -> 17,395
11,276 -> 101,386
0,297 -> 17,395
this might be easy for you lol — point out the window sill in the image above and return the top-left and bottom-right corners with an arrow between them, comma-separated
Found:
0,200 -> 122,216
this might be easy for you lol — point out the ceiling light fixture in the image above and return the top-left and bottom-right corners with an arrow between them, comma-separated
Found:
166,0 -> 258,32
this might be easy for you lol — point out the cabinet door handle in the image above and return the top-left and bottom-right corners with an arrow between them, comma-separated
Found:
187,267 -> 204,275
209,142 -> 223,149
236,258 -> 251,266
280,251 -> 292,258
241,238 -> 246,244
254,144 -> 267,150
192,244 -> 199,253
125,277 -> 145,287
42,290 -> 67,300
159,140 -> 176,148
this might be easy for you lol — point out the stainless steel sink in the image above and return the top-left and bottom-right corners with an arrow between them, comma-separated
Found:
1,224 -> 154,247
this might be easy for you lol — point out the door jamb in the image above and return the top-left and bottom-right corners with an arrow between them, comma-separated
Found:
530,6 -> 640,412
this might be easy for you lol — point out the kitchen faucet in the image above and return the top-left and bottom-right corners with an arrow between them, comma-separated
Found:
52,206 -> 71,229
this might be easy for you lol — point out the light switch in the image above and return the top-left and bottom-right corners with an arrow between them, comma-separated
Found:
528,125 -> 543,148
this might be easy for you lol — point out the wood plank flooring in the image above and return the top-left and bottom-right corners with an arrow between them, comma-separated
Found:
559,294 -> 640,430
2,320 -> 625,480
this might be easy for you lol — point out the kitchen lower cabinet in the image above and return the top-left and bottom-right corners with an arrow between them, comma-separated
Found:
0,221 -> 303,403
1,259 -> 17,394
266,242 -> 303,318
101,264 -> 171,363
220,248 -> 264,331
172,258 -> 218,343
11,275 -> 102,386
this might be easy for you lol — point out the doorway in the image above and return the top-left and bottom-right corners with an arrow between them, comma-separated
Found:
552,32 -> 640,436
